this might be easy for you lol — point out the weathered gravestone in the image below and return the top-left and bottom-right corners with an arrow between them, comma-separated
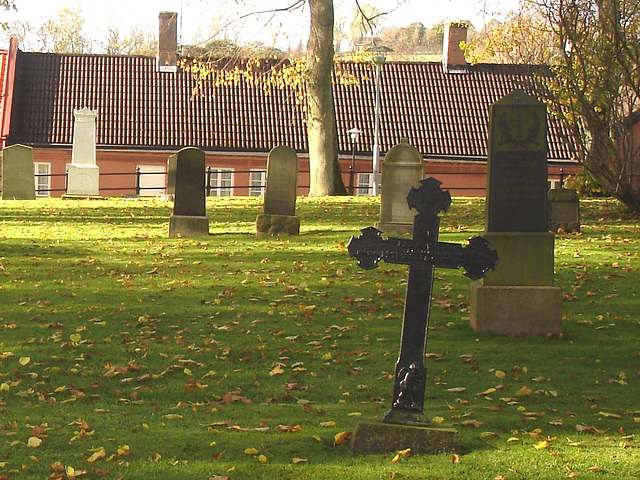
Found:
548,187 -> 580,233
470,90 -> 563,336
169,147 -> 209,237
378,138 -> 425,235
2,144 -> 35,200
347,178 -> 498,454
256,146 -> 300,236
161,153 -> 177,201
66,108 -> 100,197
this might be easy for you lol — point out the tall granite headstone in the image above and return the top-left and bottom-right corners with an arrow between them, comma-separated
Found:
2,144 -> 35,200
256,146 -> 300,236
67,108 -> 100,197
470,90 -> 562,336
378,138 -> 425,235
169,147 -> 209,237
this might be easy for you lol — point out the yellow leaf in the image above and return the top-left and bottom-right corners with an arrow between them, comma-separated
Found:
533,440 -> 548,450
334,431 -> 351,445
244,448 -> 259,455
269,364 -> 284,376
258,454 -> 268,463
515,386 -> 533,397
27,437 -> 42,448
0,382 -> 9,392
477,387 -> 497,396
320,421 -> 337,428
164,414 -> 183,420
495,370 -> 506,379
87,448 -> 106,463
69,333 -> 82,343
19,357 -> 31,366
292,457 -> 308,464
432,416 -> 445,424
598,411 -> 622,419
117,445 -> 130,455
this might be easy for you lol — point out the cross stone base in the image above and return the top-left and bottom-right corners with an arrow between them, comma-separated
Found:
350,420 -> 459,454
169,214 -> 210,238
256,214 -> 300,236
470,284 -> 562,336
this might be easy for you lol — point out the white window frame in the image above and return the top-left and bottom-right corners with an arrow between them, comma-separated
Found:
207,168 -> 234,196
34,162 -> 51,197
356,172 -> 372,196
137,165 -> 167,196
249,170 -> 266,197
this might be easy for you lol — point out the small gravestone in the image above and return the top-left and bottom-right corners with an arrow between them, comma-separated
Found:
169,147 -> 209,237
378,138 -> 425,235
347,178 -> 498,454
161,153 -> 177,201
548,188 -> 580,233
2,144 -> 35,199
66,108 -> 100,197
471,90 -> 562,336
256,146 -> 300,236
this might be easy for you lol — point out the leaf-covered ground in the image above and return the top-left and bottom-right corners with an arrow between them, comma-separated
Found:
0,196 -> 638,480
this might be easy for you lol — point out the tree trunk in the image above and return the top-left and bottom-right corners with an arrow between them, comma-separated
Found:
306,0 -> 347,196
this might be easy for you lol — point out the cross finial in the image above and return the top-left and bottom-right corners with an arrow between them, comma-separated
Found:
407,178 -> 452,217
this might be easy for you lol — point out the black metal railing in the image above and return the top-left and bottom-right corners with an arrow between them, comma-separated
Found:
10,167 -> 566,198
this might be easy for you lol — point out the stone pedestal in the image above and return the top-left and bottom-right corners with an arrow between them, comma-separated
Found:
66,164 -> 100,196
481,232 -> 555,286
470,231 -> 562,336
470,284 -> 562,336
350,420 -> 458,455
256,213 -> 300,236
169,214 -> 209,238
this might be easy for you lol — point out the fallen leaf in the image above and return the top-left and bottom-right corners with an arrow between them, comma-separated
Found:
460,420 -> 483,428
258,454 -> 268,463
86,448 -> 107,463
292,457 -> 308,464
320,421 -> 337,428
534,440 -> 548,450
391,448 -> 411,463
515,386 -> 533,397
334,431 -> 351,445
244,448 -> 259,455
27,437 -> 42,448
451,453 -> 461,464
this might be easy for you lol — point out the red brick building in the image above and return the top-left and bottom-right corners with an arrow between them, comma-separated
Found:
0,29 -> 579,198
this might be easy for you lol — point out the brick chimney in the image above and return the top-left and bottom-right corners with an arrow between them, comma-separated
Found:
442,23 -> 468,74
158,11 -> 178,72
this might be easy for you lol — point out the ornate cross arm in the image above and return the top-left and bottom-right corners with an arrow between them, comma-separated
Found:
347,226 -> 498,280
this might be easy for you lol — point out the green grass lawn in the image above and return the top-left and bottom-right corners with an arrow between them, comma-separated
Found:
0,196 -> 638,480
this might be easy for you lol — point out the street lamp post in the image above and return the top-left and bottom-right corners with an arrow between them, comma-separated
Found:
347,127 -> 361,195
369,46 -> 392,196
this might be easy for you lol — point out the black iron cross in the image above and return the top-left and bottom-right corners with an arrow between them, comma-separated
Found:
347,178 -> 498,426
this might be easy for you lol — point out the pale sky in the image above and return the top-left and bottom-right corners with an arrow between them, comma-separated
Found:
3,0 -> 523,51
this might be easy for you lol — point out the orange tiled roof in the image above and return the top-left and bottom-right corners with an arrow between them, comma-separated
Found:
7,51 -> 574,161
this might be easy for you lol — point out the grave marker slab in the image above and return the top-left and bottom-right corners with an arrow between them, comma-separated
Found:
256,146 -> 300,236
347,178 -> 497,454
378,138 -> 424,235
471,90 -> 563,336
66,108 -> 100,197
169,147 -> 209,237
2,144 -> 35,200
